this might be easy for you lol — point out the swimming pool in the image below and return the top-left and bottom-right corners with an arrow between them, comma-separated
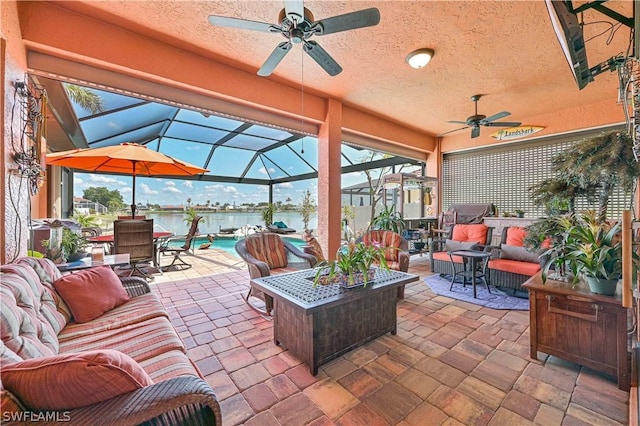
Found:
166,235 -> 305,256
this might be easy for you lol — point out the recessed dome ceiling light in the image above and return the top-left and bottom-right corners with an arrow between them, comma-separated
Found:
406,48 -> 435,69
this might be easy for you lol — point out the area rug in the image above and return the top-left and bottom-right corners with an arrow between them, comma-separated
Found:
424,274 -> 529,310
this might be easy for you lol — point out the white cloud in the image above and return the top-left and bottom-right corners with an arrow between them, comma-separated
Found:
88,174 -> 122,184
166,181 -> 176,187
258,167 -> 275,175
140,183 -> 158,195
121,187 -> 132,194
277,182 -> 293,189
182,181 -> 193,188
164,186 -> 181,193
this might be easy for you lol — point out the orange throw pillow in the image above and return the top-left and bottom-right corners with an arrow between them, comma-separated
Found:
53,266 -> 130,323
1,350 -> 153,410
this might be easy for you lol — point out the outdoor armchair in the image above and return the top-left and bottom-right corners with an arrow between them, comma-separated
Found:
429,223 -> 493,276
235,232 -> 316,315
486,226 -> 549,294
357,230 -> 410,298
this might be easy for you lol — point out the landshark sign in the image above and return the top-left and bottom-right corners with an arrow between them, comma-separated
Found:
491,126 -> 543,141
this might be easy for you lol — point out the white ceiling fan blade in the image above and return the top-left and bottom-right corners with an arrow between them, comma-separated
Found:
208,15 -> 279,33
258,42 -> 292,76
284,0 -> 305,23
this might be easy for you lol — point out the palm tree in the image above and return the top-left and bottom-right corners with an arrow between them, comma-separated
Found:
63,84 -> 105,114
552,131 -> 639,221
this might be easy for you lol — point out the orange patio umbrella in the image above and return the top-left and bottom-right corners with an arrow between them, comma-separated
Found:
46,143 -> 208,217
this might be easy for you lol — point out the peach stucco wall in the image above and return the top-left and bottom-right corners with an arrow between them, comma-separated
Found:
1,0 -> 30,263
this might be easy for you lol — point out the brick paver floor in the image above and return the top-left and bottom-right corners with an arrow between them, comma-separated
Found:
150,248 -> 629,426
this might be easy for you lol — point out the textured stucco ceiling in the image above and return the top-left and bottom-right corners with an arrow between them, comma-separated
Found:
41,1 -> 634,144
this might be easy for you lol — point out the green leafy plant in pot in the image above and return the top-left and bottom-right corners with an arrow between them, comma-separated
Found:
541,210 -> 639,295
370,205 -> 406,234
313,240 -> 390,288
43,228 -> 89,262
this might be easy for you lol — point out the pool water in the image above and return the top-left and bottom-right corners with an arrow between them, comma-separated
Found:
167,235 -> 305,257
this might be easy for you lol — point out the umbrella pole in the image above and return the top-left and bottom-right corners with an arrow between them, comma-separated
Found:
131,162 -> 137,218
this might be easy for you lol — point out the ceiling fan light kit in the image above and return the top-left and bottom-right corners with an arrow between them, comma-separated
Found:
208,2 -> 380,77
406,48 -> 435,69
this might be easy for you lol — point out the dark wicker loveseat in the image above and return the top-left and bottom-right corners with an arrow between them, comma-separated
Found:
429,223 -> 493,276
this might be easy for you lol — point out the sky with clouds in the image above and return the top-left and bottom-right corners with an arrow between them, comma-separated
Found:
73,170 -> 376,207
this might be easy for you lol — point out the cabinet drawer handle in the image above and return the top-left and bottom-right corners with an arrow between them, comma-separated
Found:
546,295 -> 603,322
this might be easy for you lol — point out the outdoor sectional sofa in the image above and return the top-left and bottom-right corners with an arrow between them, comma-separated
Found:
0,256 -> 221,425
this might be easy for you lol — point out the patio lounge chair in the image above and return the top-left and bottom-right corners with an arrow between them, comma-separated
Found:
235,232 -> 316,315
266,221 -> 296,234
157,216 -> 203,271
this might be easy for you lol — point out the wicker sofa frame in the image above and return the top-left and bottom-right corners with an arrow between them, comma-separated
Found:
0,257 -> 222,425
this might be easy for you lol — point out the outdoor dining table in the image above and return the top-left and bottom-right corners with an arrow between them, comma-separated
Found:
88,232 -> 173,267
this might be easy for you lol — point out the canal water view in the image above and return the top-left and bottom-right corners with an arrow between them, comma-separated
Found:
146,211 -> 315,235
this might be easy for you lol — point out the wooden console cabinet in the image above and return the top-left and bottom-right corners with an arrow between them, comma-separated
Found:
523,273 -> 630,390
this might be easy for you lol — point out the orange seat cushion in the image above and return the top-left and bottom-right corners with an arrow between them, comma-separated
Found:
451,224 -> 488,244
505,227 -> 527,246
488,258 -> 540,276
432,252 -> 464,264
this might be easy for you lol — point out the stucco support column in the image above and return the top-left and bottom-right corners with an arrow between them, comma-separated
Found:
317,99 -> 342,260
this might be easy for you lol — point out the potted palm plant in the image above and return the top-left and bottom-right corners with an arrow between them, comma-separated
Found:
541,210 -> 639,295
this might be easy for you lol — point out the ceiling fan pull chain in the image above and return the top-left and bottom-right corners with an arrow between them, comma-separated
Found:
301,51 -> 305,154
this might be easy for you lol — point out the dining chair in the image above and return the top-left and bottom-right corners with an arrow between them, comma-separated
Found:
157,216 -> 202,271
431,210 -> 458,238
113,219 -> 155,279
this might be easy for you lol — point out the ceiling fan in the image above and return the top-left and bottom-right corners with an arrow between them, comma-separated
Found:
442,95 -> 521,138
208,1 -> 380,77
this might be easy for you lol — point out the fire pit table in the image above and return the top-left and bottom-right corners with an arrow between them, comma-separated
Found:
250,268 -> 419,374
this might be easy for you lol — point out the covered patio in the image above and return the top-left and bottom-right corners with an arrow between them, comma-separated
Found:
1,1 -> 638,425
148,249 -> 628,425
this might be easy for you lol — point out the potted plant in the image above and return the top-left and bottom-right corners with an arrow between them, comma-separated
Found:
313,240 -> 390,288
370,205 -> 406,234
514,209 -> 525,218
299,189 -> 316,231
43,228 -> 89,262
540,210 -> 639,295
261,203 -> 276,227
